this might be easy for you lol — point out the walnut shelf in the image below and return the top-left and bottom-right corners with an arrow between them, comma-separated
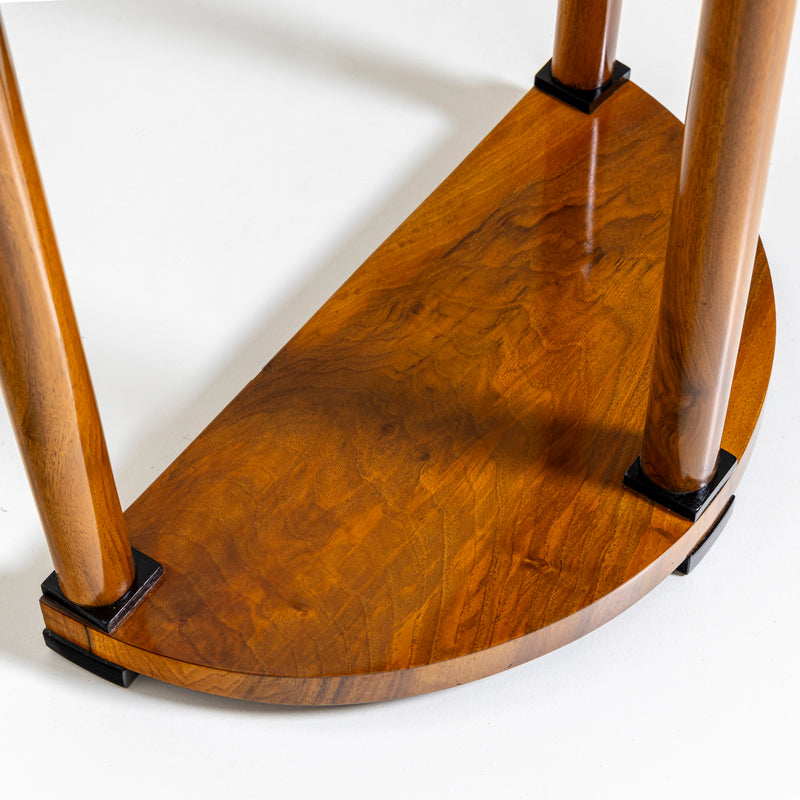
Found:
39,81 -> 776,705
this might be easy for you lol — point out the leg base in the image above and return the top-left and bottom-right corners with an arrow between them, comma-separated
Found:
623,449 -> 737,522
43,630 -> 138,687
534,59 -> 631,113
41,548 -> 163,633
674,496 -> 736,575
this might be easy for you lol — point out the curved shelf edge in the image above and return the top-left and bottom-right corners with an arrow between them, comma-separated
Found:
39,481 -> 751,706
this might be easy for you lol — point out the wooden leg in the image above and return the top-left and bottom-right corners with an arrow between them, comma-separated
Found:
640,0 -> 796,494
535,0 -> 629,113
552,0 -> 623,91
0,16 -> 135,606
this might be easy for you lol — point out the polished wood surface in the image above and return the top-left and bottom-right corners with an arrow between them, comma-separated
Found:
0,18 -> 135,606
40,82 -> 775,704
552,0 -> 623,90
641,0 -> 796,492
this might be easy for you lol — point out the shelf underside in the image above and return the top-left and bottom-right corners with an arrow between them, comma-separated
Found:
41,81 -> 775,705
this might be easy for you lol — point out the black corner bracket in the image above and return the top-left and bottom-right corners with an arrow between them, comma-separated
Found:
623,449 -> 737,522
674,496 -> 736,575
43,629 -> 138,687
534,59 -> 631,113
41,548 -> 163,634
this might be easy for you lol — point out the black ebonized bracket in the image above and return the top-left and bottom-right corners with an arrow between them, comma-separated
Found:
41,548 -> 163,633
623,448 -> 737,522
534,59 -> 631,113
43,629 -> 138,687
674,496 -> 735,575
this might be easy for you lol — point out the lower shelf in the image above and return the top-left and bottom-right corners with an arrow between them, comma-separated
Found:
41,80 -> 775,705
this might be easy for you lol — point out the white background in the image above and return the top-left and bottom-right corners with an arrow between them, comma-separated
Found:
0,1 -> 798,797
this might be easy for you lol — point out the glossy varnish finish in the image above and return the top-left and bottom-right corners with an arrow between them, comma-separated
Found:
0,20 -> 134,606
641,0 -> 796,491
552,0 -> 623,90
40,82 -> 775,704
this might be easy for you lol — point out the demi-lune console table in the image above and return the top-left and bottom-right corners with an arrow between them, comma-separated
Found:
0,0 -> 794,705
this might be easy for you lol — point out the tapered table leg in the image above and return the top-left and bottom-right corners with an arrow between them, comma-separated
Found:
0,16 -> 135,607
639,0 -> 796,499
552,0 -> 623,90
535,0 -> 629,112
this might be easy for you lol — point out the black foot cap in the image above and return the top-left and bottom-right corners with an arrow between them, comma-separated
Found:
674,496 -> 736,575
623,449 -> 737,522
534,59 -> 631,113
43,629 -> 138,687
41,548 -> 163,633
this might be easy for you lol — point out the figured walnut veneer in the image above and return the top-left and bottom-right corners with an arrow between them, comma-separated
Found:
41,82 -> 775,705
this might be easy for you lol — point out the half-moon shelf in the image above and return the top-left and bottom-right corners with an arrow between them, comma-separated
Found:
41,80 -> 775,706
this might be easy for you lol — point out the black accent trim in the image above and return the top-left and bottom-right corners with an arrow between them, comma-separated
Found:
41,548 -> 163,633
534,59 -> 631,113
623,449 -> 737,522
674,496 -> 736,575
43,629 -> 137,687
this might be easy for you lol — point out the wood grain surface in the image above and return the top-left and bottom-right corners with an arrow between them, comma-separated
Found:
641,0 -> 796,491
0,17 -> 135,607
552,0 -> 623,90
40,80 -> 775,705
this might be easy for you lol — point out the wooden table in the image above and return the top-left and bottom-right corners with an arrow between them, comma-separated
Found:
0,0 -> 794,705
